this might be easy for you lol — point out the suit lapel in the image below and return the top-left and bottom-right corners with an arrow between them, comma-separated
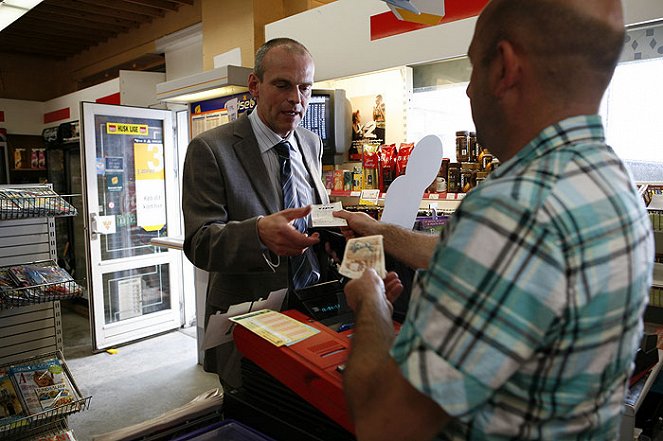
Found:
233,116 -> 280,213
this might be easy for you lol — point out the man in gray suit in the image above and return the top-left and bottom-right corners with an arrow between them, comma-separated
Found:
182,38 -> 329,388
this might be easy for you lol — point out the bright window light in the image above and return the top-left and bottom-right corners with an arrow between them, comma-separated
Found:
601,58 -> 663,163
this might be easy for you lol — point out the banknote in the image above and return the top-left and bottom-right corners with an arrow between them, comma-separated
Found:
338,235 -> 386,279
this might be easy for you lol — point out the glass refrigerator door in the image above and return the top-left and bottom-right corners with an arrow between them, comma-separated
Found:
80,102 -> 183,350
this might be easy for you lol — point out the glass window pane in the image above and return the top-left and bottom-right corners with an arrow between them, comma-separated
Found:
102,264 -> 171,324
93,115 -> 170,261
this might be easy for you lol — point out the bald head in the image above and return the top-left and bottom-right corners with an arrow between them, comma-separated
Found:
475,0 -> 625,102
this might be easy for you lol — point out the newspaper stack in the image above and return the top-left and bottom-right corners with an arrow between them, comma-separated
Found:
339,235 -> 386,279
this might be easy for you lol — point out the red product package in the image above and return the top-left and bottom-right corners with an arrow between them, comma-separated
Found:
396,143 -> 414,176
378,144 -> 397,192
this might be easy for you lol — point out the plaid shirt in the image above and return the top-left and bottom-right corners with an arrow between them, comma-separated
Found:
391,115 -> 654,440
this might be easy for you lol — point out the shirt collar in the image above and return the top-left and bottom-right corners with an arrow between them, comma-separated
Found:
248,107 -> 296,154
491,114 -> 605,179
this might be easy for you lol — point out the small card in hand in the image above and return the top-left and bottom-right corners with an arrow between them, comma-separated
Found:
310,201 -> 347,228
338,235 -> 386,279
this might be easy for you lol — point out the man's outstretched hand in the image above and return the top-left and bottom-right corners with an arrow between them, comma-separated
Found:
257,206 -> 320,256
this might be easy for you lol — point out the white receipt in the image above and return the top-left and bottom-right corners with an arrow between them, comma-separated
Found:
310,201 -> 348,227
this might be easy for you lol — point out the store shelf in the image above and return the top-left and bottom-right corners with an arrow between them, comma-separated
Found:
0,260 -> 84,311
621,351 -> 663,440
327,189 -> 466,200
10,169 -> 48,172
0,187 -> 77,220
0,351 -> 90,440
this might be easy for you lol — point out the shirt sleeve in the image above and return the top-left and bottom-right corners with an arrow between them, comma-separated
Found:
391,189 -> 567,420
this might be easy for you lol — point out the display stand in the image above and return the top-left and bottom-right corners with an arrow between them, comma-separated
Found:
0,184 -> 90,439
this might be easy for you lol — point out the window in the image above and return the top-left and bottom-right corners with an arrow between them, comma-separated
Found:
409,22 -> 663,182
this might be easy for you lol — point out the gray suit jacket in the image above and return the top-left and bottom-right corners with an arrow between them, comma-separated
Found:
182,113 -> 329,386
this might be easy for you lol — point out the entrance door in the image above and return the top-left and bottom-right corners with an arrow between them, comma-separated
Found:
80,102 -> 182,350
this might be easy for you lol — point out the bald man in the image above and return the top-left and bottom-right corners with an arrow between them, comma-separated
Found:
335,0 -> 654,439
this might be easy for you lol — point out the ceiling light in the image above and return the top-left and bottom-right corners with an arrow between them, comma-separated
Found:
3,0 -> 44,9
0,0 -> 43,32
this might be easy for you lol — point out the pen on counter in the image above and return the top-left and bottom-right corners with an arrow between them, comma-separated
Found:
337,322 -> 354,332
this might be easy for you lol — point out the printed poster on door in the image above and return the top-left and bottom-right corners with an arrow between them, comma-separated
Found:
133,138 -> 165,232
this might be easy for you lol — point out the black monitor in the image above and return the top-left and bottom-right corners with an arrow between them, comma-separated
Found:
300,89 -> 350,165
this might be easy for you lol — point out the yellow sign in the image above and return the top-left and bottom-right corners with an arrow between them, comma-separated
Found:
106,123 -> 149,136
134,141 -> 164,181
133,140 -> 165,232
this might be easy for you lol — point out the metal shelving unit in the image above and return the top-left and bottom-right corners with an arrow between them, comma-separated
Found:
0,184 -> 89,439
0,351 -> 91,439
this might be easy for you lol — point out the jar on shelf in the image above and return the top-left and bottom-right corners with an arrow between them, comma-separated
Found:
460,162 -> 480,193
475,171 -> 489,187
478,148 -> 494,171
455,131 -> 470,163
469,132 -> 479,163
448,162 -> 461,193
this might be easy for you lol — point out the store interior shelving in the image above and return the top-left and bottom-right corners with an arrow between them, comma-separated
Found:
0,184 -> 89,439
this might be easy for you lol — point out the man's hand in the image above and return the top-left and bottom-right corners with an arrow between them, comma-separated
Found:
333,209 -> 381,240
257,206 -> 320,256
344,269 -> 403,313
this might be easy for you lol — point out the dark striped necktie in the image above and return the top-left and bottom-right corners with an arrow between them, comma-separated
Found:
274,140 -> 320,290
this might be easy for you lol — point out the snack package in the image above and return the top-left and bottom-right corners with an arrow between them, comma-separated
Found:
333,170 -> 345,191
396,143 -> 414,176
378,144 -> 397,192
323,170 -> 334,190
362,145 -> 380,190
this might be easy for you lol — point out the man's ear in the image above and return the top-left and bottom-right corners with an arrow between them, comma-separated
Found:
248,73 -> 259,98
492,40 -> 521,98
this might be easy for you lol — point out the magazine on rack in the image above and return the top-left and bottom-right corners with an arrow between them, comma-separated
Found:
0,188 -> 76,218
0,369 -> 26,431
9,358 -> 80,415
0,262 -> 83,306
5,262 -> 81,298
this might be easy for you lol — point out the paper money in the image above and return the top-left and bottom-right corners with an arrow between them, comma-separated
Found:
338,235 -> 386,279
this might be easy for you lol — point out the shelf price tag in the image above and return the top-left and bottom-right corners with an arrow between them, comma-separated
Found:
359,189 -> 380,206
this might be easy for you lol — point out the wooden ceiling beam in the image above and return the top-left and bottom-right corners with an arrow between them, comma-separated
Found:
15,17 -> 117,39
75,0 -> 166,18
2,28 -> 100,46
0,36 -> 77,57
121,0 -> 179,12
54,0 -> 154,23
15,13 -> 124,34
37,5 -> 139,29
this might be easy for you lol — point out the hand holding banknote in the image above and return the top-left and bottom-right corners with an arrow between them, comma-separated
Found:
339,235 -> 386,279
344,269 -> 404,313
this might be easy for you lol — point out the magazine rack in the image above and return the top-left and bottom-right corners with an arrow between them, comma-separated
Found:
0,351 -> 91,440
0,184 -> 89,439
0,260 -> 85,310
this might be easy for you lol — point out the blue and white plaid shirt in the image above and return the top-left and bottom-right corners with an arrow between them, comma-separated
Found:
392,115 -> 654,440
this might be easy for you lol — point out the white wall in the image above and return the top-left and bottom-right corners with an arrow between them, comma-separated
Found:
266,0 -> 475,81
316,67 -> 411,145
120,71 -> 166,108
267,0 -> 663,81
624,0 -> 663,27
44,78 -> 120,126
0,99 -> 43,135
155,23 -> 203,82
